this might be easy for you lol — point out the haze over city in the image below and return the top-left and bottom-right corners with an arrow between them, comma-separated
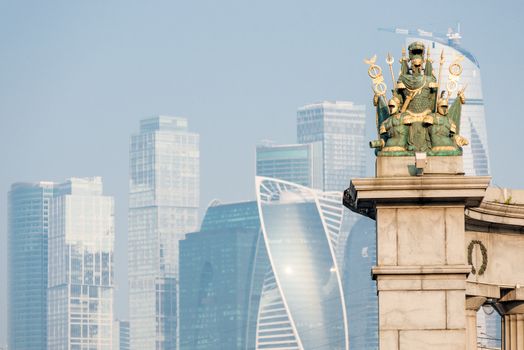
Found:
1,0 -> 523,348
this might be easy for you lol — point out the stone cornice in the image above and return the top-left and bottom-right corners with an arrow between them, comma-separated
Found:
372,265 -> 472,277
344,175 -> 491,219
465,201 -> 524,232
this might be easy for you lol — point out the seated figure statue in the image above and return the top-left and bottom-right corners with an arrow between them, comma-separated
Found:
426,90 -> 469,156
379,97 -> 409,153
369,94 -> 411,156
394,41 -> 438,152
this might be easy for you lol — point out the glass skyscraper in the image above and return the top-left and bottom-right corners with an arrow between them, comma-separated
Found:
8,181 -> 56,350
47,177 -> 115,349
179,201 -> 262,350
343,217 -> 378,350
128,115 -> 199,350
255,177 -> 348,350
256,142 -> 323,189
297,101 -> 367,191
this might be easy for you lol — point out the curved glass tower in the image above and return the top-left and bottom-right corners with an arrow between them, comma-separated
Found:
255,177 -> 348,350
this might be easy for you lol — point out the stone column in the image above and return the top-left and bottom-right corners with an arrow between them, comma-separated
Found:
345,158 -> 490,350
499,288 -> 524,350
465,296 -> 486,350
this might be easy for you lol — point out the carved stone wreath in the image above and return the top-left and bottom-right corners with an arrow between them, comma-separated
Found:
467,240 -> 488,276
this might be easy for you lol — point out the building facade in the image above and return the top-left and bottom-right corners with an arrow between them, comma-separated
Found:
179,201 -> 262,350
47,177 -> 115,349
255,177 -> 348,350
8,181 -> 56,350
128,116 -> 199,349
256,142 -> 323,189
343,217 -> 378,350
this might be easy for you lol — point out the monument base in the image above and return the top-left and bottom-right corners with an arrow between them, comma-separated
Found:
376,155 -> 464,177
346,172 -> 491,350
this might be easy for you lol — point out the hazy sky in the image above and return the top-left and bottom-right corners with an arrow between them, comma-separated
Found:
1,0 -> 523,344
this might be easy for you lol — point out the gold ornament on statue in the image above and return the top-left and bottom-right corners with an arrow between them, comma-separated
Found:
364,55 -> 387,96
446,54 -> 464,93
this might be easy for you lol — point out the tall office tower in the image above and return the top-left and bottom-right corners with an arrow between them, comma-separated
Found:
179,201 -> 263,350
255,177 -> 348,350
383,26 -> 491,176
8,181 -> 56,350
128,116 -> 200,350
343,217 -> 378,350
297,101 -> 367,266
47,177 -> 115,349
114,320 -> 130,350
297,101 -> 366,191
256,142 -> 323,189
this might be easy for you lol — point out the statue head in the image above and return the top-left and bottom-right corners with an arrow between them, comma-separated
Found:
408,41 -> 425,73
437,91 -> 449,115
388,96 -> 400,115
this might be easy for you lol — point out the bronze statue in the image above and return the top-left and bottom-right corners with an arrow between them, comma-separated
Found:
370,97 -> 410,155
365,42 -> 468,157
424,90 -> 467,155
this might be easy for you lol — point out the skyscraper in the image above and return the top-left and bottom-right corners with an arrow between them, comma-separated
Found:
297,101 -> 367,266
179,201 -> 262,350
47,177 -> 115,349
383,27 -> 491,176
256,142 -> 323,189
297,101 -> 367,191
8,181 -> 56,350
128,115 -> 200,350
255,177 -> 348,350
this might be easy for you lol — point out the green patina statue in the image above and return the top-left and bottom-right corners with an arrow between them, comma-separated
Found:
426,90 -> 469,156
366,41 -> 469,157
369,96 -> 410,155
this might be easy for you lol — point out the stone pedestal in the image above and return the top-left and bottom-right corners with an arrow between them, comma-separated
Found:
376,155 -> 465,177
345,165 -> 490,350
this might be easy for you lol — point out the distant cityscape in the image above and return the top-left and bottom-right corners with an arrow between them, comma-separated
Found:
6,29 -> 497,350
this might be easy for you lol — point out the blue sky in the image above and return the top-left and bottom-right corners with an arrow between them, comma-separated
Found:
1,0 -> 523,344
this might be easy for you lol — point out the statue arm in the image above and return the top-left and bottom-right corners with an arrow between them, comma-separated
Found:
380,118 -> 392,135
